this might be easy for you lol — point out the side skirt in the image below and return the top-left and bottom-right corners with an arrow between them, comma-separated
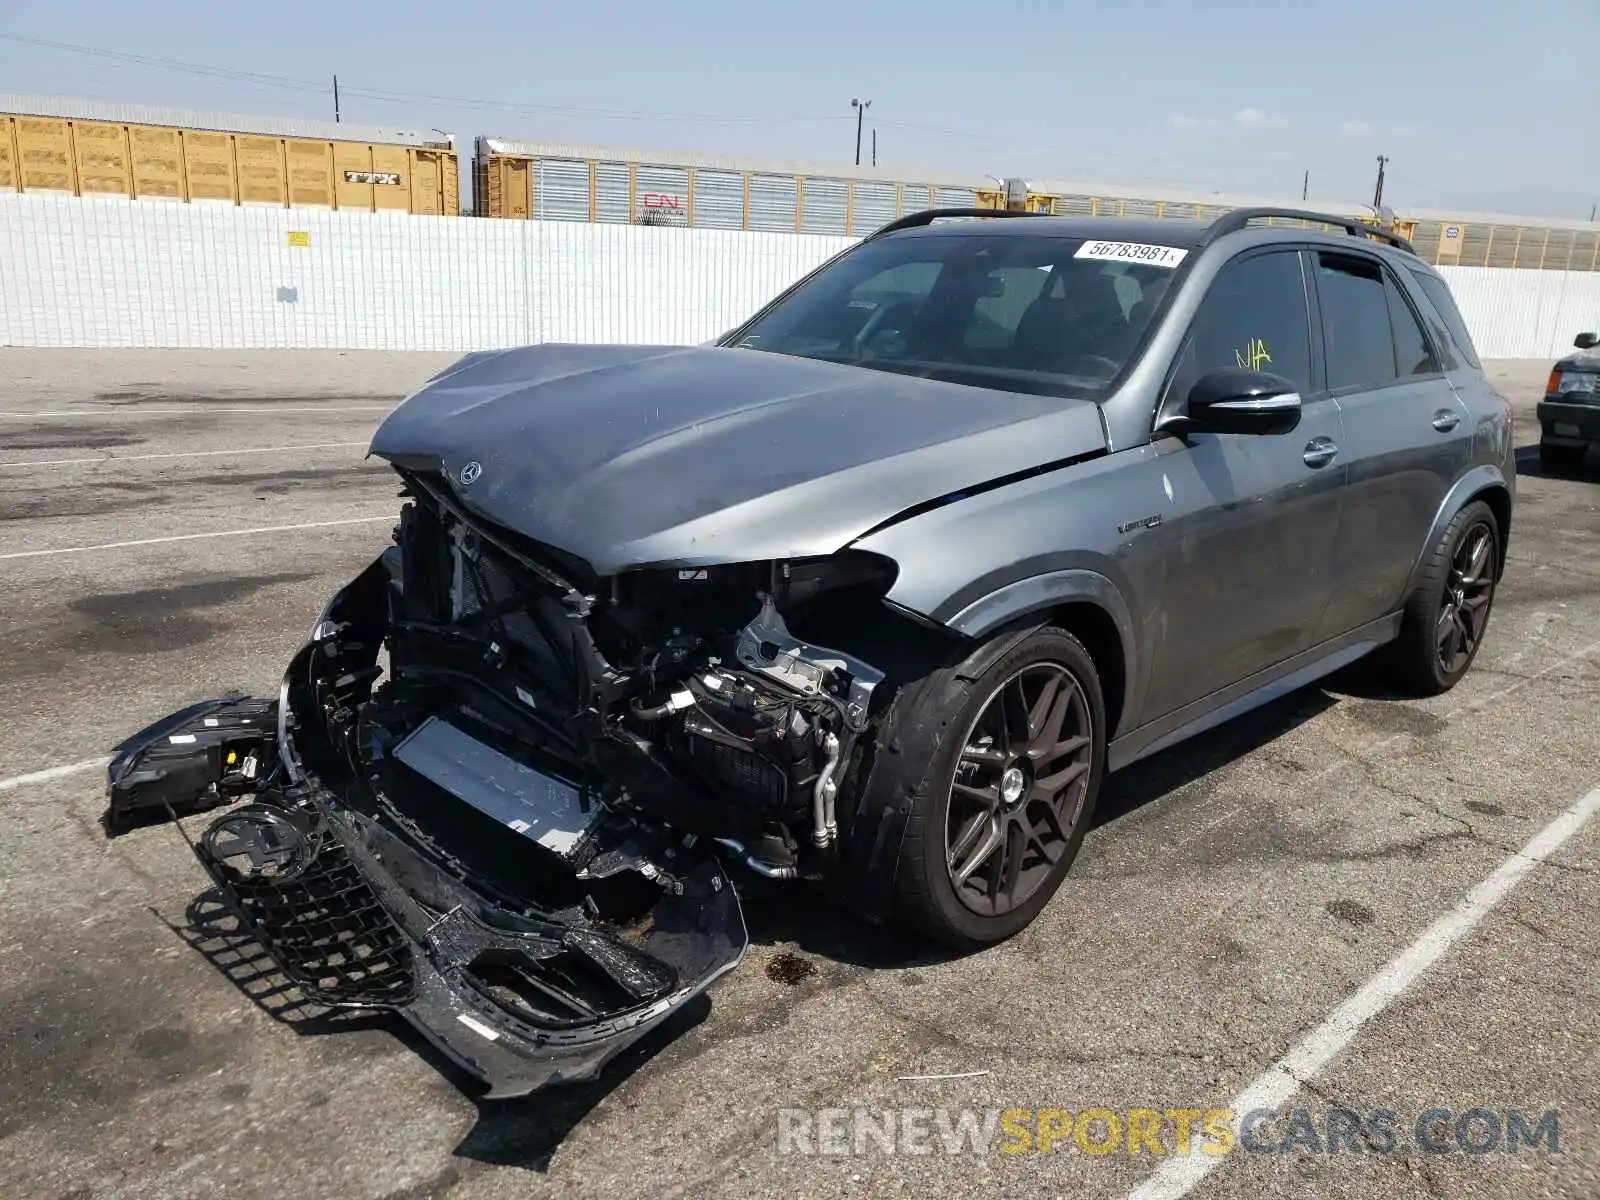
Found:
1107,611 -> 1403,772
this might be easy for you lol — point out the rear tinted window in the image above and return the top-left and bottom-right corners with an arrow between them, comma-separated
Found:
1408,270 -> 1481,369
1317,254 -> 1398,391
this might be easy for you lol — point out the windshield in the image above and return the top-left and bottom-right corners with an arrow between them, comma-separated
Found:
726,232 -> 1182,400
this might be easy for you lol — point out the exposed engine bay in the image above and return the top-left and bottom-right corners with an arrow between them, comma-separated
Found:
105,467 -> 910,1097
378,467 -> 891,879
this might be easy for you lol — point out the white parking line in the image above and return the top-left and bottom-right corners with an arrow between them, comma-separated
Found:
0,515 -> 392,562
1127,782 -> 1600,1200
0,757 -> 109,793
0,405 -> 393,418
0,440 -> 368,469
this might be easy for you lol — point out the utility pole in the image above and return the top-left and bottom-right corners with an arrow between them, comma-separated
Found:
333,74 -> 341,124
871,128 -> 877,168
1372,154 -> 1388,208
852,98 -> 872,166
1302,170 -> 1309,201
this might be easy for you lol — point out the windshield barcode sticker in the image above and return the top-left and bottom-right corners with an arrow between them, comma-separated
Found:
1075,240 -> 1188,268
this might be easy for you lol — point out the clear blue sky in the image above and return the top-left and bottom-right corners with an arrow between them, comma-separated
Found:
2,0 -> 1596,218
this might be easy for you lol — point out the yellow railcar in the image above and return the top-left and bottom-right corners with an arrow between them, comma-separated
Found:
0,96 -> 458,215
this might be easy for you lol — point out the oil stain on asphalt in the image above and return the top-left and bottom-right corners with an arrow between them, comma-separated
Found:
64,571 -> 319,655
1324,898 -> 1377,926
765,953 -> 817,986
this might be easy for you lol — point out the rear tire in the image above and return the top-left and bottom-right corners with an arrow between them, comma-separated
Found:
1539,442 -> 1587,474
1385,500 -> 1500,697
852,626 -> 1106,950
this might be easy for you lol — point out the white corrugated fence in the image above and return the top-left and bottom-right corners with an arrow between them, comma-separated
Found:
1,191 -> 1593,357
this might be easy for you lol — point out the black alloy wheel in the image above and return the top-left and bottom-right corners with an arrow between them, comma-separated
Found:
944,661 -> 1096,918
1387,499 -> 1501,696
1436,521 -> 1495,676
850,625 -> 1106,949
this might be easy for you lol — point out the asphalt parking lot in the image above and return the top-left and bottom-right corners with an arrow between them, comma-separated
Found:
1,349 -> 1596,1200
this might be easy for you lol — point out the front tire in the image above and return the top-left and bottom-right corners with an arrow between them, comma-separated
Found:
1386,500 -> 1500,696
856,627 -> 1106,949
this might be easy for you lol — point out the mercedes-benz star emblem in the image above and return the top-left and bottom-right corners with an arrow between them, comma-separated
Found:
459,461 -> 483,486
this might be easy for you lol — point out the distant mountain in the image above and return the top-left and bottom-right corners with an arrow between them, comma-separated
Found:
1443,186 -> 1597,222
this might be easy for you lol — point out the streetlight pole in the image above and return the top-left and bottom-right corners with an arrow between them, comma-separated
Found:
872,128 -> 877,167
852,98 -> 872,166
1373,155 -> 1388,208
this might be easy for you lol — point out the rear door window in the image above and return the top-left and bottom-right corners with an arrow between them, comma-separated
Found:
1316,253 -> 1399,391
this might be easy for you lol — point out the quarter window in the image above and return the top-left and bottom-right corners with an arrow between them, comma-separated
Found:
1385,274 -> 1442,377
1408,270 -> 1482,369
1180,250 -> 1313,395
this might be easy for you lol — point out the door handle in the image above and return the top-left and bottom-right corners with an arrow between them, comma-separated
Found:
1431,408 -> 1461,433
1302,437 -> 1339,469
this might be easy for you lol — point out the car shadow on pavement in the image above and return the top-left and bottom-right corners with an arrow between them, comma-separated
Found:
1092,682 -> 1341,826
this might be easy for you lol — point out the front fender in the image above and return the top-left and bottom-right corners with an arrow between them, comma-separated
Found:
946,567 -> 1140,736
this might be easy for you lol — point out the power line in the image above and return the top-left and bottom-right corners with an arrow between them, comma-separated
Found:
0,33 -> 330,92
0,33 -> 850,125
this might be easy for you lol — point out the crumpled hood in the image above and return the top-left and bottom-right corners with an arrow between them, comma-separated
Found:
370,344 -> 1108,573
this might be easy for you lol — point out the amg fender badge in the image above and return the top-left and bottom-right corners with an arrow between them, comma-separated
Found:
1117,514 -> 1163,534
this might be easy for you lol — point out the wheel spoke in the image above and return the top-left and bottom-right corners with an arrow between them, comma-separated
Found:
951,816 -> 1002,884
1025,830 -> 1061,868
999,680 -> 1030,754
1031,792 -> 1071,846
952,779 -> 1001,811
1028,677 -> 1077,757
961,744 -> 1007,767
1025,673 -> 1061,742
1464,531 -> 1490,584
1047,733 -> 1090,760
988,818 -> 1025,905
1035,759 -> 1088,795
1462,590 -> 1491,614
1435,606 -> 1455,650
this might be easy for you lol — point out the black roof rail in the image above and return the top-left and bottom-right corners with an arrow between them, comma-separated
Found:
1202,207 -> 1418,255
862,206 -> 1043,243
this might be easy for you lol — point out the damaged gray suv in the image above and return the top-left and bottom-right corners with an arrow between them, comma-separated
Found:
108,207 -> 1514,1098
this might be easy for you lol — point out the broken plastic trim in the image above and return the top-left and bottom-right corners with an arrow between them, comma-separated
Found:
109,555 -> 751,1096
105,695 -> 279,834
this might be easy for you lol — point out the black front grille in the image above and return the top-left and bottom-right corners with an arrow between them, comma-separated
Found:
195,804 -> 416,1007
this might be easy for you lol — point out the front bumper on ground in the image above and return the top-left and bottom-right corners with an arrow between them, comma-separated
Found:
109,691 -> 749,1099
1537,399 -> 1600,447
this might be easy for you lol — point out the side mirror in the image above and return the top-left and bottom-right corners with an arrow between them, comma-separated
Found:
1174,368 -> 1303,436
1575,332 -> 1599,351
